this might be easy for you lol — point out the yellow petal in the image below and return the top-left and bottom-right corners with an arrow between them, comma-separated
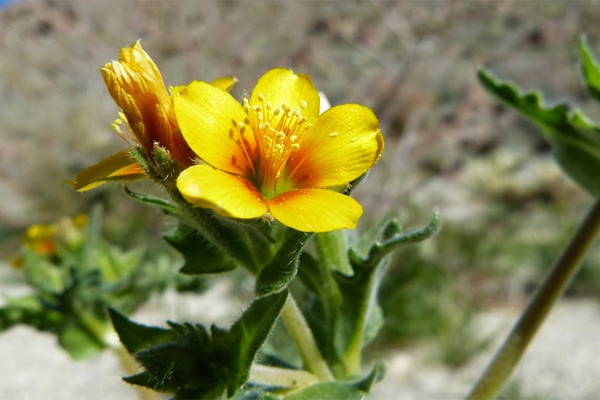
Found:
287,104 -> 384,188
250,68 -> 321,123
267,189 -> 363,232
210,76 -> 238,92
71,150 -> 146,192
177,164 -> 268,219
174,81 -> 256,177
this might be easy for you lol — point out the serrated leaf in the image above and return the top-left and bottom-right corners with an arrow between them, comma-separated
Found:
580,36 -> 600,103
164,223 -> 236,275
282,362 -> 385,400
220,290 -> 289,396
112,292 -> 287,398
256,230 -> 310,296
350,211 -> 441,269
108,307 -> 174,353
478,68 -> 600,196
133,323 -> 215,393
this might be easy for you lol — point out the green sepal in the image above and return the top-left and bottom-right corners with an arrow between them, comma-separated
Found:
478,68 -> 600,196
152,143 -> 177,180
580,36 -> 600,103
282,362 -> 385,400
164,223 -> 237,275
350,211 -> 441,269
255,230 -> 311,296
124,186 -> 180,216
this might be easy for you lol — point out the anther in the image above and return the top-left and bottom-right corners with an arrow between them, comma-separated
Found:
300,100 -> 308,109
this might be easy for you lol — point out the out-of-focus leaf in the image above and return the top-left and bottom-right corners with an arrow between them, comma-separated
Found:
580,36 -> 600,103
0,295 -> 63,332
59,320 -> 105,360
478,68 -> 600,196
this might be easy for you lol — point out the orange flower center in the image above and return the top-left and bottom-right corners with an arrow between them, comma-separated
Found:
230,94 -> 313,198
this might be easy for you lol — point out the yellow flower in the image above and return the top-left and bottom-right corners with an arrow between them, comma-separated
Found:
174,68 -> 384,232
72,42 -> 236,191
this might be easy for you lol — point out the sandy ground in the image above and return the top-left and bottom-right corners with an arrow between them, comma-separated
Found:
2,271 -> 600,399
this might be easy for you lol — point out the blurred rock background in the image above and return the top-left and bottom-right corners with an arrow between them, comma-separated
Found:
2,0 -> 600,398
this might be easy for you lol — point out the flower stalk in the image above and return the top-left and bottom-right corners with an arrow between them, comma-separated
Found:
468,197 -> 600,399
281,295 -> 334,381
248,364 -> 319,389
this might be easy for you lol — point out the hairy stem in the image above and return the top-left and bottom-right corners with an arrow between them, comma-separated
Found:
249,364 -> 319,389
468,197 -> 600,399
281,295 -> 334,381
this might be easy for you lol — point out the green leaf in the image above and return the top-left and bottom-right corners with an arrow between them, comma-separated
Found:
59,320 -> 105,360
350,211 -> 441,269
0,295 -> 63,332
282,362 -> 385,400
217,290 -> 289,397
111,291 -> 287,398
255,230 -> 310,296
580,36 -> 600,103
478,68 -> 600,196
124,186 -> 180,216
164,223 -> 237,275
314,230 -> 354,276
108,307 -> 174,353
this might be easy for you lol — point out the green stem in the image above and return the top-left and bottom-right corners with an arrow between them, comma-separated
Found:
281,295 -> 334,381
468,197 -> 600,399
248,364 -> 319,388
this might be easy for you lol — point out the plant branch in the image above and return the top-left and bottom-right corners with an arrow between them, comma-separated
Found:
248,364 -> 319,389
281,295 -> 334,381
468,197 -> 600,399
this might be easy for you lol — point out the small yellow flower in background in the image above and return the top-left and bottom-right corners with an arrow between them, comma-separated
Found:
174,68 -> 384,232
72,41 -> 236,191
11,215 -> 89,268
